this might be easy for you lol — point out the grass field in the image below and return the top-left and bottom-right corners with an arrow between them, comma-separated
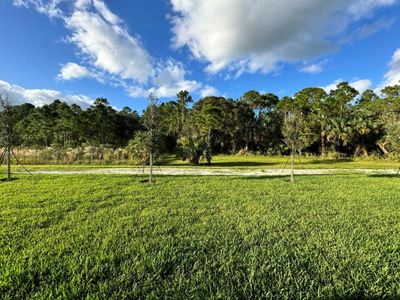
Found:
158,154 -> 400,169
1,174 -> 400,298
14,154 -> 400,172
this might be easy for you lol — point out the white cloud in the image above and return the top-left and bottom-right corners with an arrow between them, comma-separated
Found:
64,5 -> 154,84
0,79 -> 93,108
347,0 -> 397,17
300,63 -> 323,74
125,86 -> 147,98
350,79 -> 374,93
57,62 -> 98,81
13,0 -> 63,18
149,60 -> 202,98
170,0 -> 398,75
200,86 -> 219,98
323,79 -> 373,94
382,48 -> 400,87
125,60 -> 217,98
14,0 -> 209,99
323,48 -> 400,95
323,80 -> 342,93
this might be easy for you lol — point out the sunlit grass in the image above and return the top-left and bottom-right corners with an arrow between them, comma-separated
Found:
14,154 -> 400,172
1,174 -> 400,298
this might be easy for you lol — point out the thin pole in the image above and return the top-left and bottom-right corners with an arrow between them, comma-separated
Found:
7,145 -> 11,181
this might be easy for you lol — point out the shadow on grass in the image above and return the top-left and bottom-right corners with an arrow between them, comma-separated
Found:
0,177 -> 19,182
336,295 -> 400,300
159,157 -> 357,168
158,159 -> 279,168
202,161 -> 278,167
306,158 -> 353,165
238,174 -> 346,180
368,174 -> 400,178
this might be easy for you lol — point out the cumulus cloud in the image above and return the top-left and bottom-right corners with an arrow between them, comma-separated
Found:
57,62 -> 99,81
149,60 -> 202,98
125,60 -> 217,98
14,0 -> 212,99
64,5 -> 154,84
0,79 -> 93,108
350,79 -> 374,93
323,79 -> 373,94
382,48 -> 400,87
200,86 -> 219,98
170,0 -> 398,75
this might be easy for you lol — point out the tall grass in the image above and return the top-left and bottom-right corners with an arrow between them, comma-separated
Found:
7,147 -> 400,170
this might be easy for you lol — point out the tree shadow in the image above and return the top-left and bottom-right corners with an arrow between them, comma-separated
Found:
335,295 -> 399,300
158,156 -> 359,168
158,158 -> 278,167
368,174 -> 400,178
306,158 -> 353,165
233,174 -> 344,180
0,177 -> 19,182
204,161 -> 278,167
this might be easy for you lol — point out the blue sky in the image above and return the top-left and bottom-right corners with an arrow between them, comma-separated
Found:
0,0 -> 400,112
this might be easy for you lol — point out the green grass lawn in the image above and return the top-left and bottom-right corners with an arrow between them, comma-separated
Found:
16,154 -> 400,171
1,174 -> 400,298
159,154 -> 400,169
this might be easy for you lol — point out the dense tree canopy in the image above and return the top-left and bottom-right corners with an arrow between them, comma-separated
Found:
1,81 -> 400,164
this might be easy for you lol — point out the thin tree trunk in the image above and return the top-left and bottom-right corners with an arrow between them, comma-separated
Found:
7,146 -> 11,182
181,110 -> 185,132
207,128 -> 212,165
149,150 -> 153,183
290,148 -> 294,183
321,135 -> 327,157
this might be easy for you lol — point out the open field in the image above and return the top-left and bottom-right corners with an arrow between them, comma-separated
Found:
1,174 -> 400,299
13,154 -> 400,172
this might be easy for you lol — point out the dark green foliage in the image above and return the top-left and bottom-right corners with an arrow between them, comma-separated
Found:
0,96 -> 18,148
13,98 -> 141,148
4,82 -> 400,163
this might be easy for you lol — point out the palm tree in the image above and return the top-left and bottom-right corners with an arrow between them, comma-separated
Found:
176,90 -> 192,132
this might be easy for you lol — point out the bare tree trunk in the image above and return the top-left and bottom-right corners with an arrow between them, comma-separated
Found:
321,136 -> 327,157
354,140 -> 369,157
376,141 -> 389,156
7,146 -> 11,182
149,150 -> 153,183
207,128 -> 212,165
360,145 -> 369,157
245,121 -> 252,151
181,109 -> 185,133
290,149 -> 294,183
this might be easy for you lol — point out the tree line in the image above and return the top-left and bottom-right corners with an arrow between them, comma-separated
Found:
1,82 -> 400,164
